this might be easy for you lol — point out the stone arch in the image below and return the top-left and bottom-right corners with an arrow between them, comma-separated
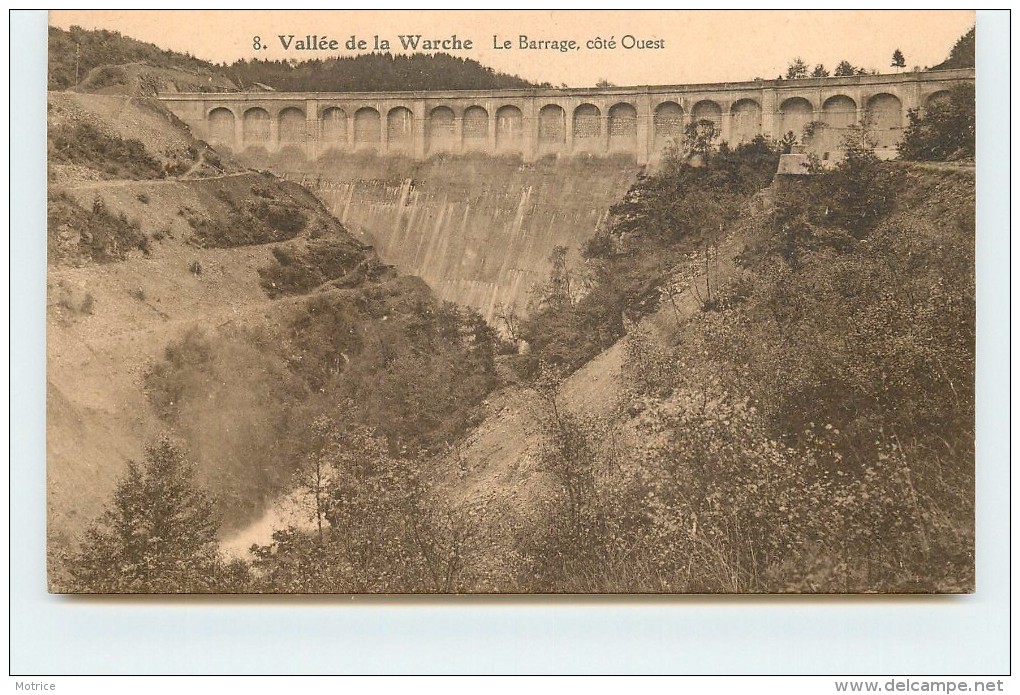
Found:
207,107 -> 235,146
278,107 -> 306,143
496,105 -> 523,151
538,104 -> 566,149
925,90 -> 952,107
691,100 -> 723,136
353,107 -> 381,147
462,106 -> 488,148
730,99 -> 761,144
319,107 -> 348,145
653,101 -> 684,147
866,93 -> 903,148
387,107 -> 414,150
243,107 -> 271,144
572,104 -> 601,151
608,102 -> 638,151
779,96 -> 814,141
427,106 -> 455,153
818,95 -> 856,152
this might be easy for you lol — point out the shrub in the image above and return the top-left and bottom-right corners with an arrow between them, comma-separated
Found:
898,84 -> 976,161
47,192 -> 149,263
67,437 -> 243,593
48,122 -> 164,180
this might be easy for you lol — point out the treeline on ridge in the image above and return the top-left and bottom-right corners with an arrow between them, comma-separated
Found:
49,25 -> 542,92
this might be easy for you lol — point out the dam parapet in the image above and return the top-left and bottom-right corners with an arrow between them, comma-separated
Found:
160,69 -> 973,164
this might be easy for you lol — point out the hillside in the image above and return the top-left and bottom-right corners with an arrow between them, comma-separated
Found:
49,25 -> 542,95
49,25 -> 232,92
223,54 -> 544,91
431,162 -> 975,593
47,91 -> 500,591
209,147 -> 975,594
47,25 -> 974,595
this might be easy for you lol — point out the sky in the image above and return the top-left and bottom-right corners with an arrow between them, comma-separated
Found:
50,10 -> 974,87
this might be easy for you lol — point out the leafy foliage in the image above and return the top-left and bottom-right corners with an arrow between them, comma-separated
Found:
898,85 -> 975,161
258,237 -> 382,296
786,58 -> 809,80
524,160 -> 973,593
251,413 -> 472,593
67,437 -> 248,593
932,27 -> 975,70
48,192 -> 149,264
224,53 -> 542,92
48,121 -> 168,179
185,184 -> 312,248
48,25 -> 221,90
513,137 -> 780,379
834,60 -> 867,77
142,279 -> 499,542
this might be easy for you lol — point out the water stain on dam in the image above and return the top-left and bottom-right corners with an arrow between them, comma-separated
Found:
244,151 -> 642,319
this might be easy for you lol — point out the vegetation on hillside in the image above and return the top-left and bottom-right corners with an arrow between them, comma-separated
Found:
49,26 -> 224,91
48,192 -> 150,264
519,127 -> 973,593
49,25 -> 541,93
138,278 -> 498,544
932,26 -> 975,70
48,121 -> 190,180
898,84 -> 976,161
514,132 -> 780,378
223,53 -> 543,92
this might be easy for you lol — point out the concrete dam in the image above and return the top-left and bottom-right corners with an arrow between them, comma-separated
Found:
159,69 -> 973,319
258,153 -> 640,320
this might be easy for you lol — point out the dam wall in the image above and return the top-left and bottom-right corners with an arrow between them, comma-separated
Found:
251,152 -> 641,320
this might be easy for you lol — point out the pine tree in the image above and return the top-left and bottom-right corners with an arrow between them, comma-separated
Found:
68,437 -> 227,593
834,60 -> 857,77
786,57 -> 809,80
891,49 -> 906,71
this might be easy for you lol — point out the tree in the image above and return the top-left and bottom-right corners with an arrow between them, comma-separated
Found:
933,27 -> 975,70
68,437 -> 230,593
822,115 -> 895,237
683,119 -> 718,160
534,245 -> 576,310
786,57 -> 809,80
834,60 -> 857,77
295,415 -> 340,544
811,64 -> 830,78
897,84 -> 975,161
891,49 -> 906,71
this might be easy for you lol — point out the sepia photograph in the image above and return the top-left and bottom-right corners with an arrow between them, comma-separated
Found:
43,10 -> 978,596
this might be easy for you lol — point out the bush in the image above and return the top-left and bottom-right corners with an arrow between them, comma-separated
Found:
257,237 -> 376,297
48,192 -> 149,263
898,85 -> 976,161
67,437 -> 246,593
49,122 -> 164,180
187,185 -> 314,248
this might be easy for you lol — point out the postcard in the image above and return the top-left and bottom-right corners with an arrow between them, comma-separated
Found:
46,10 -> 976,595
